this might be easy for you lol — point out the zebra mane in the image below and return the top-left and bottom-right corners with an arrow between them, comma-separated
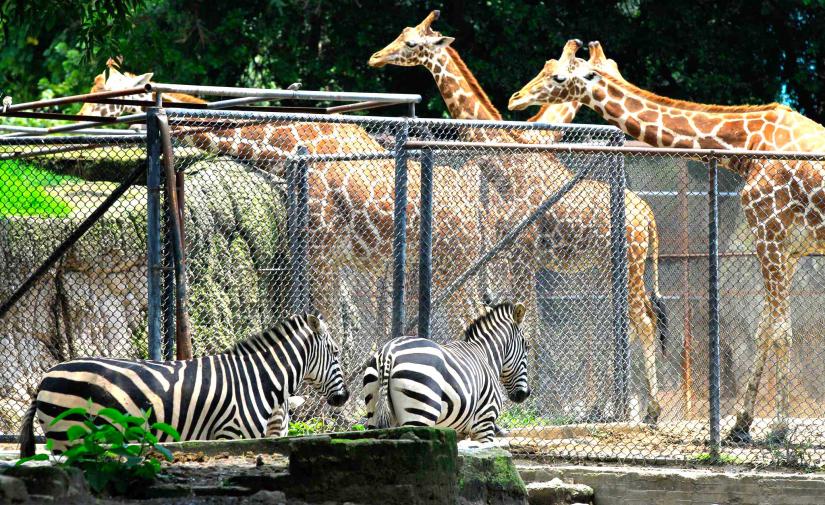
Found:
463,302 -> 514,341
230,313 -> 312,353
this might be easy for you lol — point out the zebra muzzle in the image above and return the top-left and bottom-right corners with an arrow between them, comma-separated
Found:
327,389 -> 350,407
508,387 -> 531,403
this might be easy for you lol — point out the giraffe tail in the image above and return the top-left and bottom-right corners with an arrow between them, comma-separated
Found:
646,217 -> 669,355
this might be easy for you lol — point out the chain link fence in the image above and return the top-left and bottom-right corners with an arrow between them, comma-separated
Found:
0,136 -> 148,440
2,109 -> 825,469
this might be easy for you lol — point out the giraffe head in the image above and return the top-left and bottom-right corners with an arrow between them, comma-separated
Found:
79,59 -> 153,117
508,39 -> 601,111
368,10 -> 455,68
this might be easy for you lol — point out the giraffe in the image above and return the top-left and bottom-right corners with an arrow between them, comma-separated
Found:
369,12 -> 668,423
509,39 -> 825,443
81,60 -> 499,414
79,59 -> 207,117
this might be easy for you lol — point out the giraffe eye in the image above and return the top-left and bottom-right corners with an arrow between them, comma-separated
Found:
552,75 -> 567,84
405,41 -> 417,48
583,72 -> 597,80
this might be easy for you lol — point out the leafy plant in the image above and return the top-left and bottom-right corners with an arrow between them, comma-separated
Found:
287,417 -> 336,436
0,160 -> 76,217
17,400 -> 180,495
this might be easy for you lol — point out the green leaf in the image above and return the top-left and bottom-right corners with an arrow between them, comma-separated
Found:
152,444 -> 174,462
150,422 -> 181,442
15,453 -> 48,466
66,425 -> 91,442
124,415 -> 146,427
125,426 -> 147,441
97,408 -> 127,426
48,407 -> 88,426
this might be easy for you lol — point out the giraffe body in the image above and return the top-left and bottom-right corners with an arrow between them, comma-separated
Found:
510,40 -> 825,441
371,14 -> 667,423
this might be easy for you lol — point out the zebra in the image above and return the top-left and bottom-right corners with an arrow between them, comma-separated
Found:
265,395 -> 305,437
363,301 -> 530,443
20,313 -> 348,456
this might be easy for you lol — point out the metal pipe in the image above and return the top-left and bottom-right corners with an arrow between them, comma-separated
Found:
326,100 -> 396,114
708,157 -> 722,459
157,111 -> 193,360
433,158 -> 595,309
287,147 -> 311,313
391,122 -> 410,339
0,125 -> 137,135
608,133 -> 630,421
2,86 -> 147,112
3,112 -> 146,137
0,156 -> 145,321
146,83 -> 421,104
146,109 -> 163,360
0,112 -> 119,122
418,148 -> 434,339
404,140 -> 825,160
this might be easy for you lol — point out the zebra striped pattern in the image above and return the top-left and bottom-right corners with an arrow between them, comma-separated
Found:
363,302 -> 530,443
20,313 -> 348,456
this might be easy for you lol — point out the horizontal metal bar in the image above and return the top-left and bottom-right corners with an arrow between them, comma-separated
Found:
635,190 -> 740,197
405,140 -> 825,160
145,83 -> 421,104
2,113 -> 147,137
2,87 -> 147,113
410,117 -> 621,132
89,97 -> 327,114
326,100 -> 398,114
0,124 -> 139,136
0,111 -> 120,122
0,135 -> 143,145
292,152 -> 396,162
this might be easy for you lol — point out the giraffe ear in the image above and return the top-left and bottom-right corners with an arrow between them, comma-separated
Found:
513,303 -> 526,325
129,72 -> 154,86
431,36 -> 454,48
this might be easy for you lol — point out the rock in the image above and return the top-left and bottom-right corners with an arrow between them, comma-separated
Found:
526,478 -> 594,505
247,489 -> 287,504
1,465 -> 87,500
458,446 -> 528,505
0,474 -> 28,503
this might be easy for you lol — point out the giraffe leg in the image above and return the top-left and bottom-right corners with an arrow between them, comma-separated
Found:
626,242 -> 660,425
727,241 -> 796,444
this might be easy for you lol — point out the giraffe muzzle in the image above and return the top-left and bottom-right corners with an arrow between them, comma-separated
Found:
508,91 -> 531,111
368,53 -> 389,68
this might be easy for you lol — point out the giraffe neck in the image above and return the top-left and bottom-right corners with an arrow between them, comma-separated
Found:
528,102 -> 581,124
422,47 -> 502,121
584,72 -> 801,151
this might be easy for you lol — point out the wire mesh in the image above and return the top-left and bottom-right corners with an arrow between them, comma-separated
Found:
2,109 -> 825,470
0,136 -> 148,440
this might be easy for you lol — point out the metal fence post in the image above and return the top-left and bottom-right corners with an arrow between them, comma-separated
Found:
146,108 -> 162,360
418,147 -> 434,339
162,188 -> 176,359
609,132 -> 630,420
287,147 -> 310,314
391,121 -> 410,339
708,156 -> 721,459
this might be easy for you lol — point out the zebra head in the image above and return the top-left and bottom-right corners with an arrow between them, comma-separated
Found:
499,302 -> 531,403
303,313 -> 350,407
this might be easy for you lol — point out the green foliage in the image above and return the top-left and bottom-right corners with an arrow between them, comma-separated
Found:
16,400 -> 181,496
0,160 -> 76,217
287,417 -> 336,436
693,452 -> 745,465
497,405 -> 573,429
2,1 -> 825,125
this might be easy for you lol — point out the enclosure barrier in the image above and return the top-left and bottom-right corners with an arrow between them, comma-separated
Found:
2,105 -> 825,469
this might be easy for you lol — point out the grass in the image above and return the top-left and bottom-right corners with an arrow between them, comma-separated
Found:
0,159 -> 78,217
497,405 -> 574,429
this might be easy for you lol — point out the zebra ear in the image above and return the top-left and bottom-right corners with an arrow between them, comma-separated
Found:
307,314 -> 322,333
513,303 -> 526,324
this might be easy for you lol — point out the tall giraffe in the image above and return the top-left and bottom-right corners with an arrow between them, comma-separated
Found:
369,12 -> 668,423
510,39 -> 825,443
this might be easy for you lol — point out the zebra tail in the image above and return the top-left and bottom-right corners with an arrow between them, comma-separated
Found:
372,354 -> 395,429
19,399 -> 37,458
